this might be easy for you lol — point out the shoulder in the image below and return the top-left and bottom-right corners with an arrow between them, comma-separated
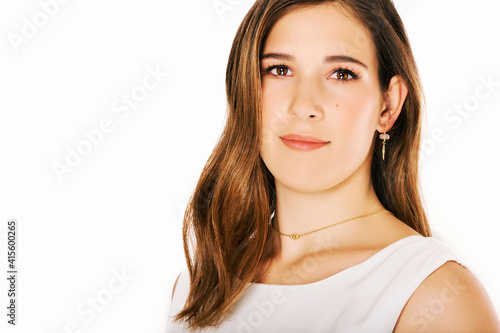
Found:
394,260 -> 500,332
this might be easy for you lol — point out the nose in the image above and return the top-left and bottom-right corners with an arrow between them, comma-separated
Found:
289,75 -> 325,121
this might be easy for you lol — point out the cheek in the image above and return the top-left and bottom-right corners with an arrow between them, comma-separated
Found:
261,87 -> 289,142
329,84 -> 381,135
322,85 -> 382,170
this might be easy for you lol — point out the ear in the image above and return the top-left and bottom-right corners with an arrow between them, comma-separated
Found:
378,75 -> 408,133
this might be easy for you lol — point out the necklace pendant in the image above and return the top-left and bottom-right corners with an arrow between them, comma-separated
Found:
289,234 -> 300,240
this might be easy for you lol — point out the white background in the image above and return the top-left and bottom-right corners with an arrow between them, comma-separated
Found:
0,0 -> 499,332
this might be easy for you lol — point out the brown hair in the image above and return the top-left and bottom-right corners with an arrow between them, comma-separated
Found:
173,0 -> 430,330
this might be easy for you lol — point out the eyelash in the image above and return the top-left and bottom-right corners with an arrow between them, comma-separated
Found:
262,63 -> 360,81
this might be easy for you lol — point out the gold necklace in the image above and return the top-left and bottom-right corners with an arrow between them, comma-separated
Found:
271,209 -> 392,240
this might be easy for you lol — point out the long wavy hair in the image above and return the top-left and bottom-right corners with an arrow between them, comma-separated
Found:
173,0 -> 430,330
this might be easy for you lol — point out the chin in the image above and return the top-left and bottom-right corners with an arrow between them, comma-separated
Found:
275,173 -> 346,194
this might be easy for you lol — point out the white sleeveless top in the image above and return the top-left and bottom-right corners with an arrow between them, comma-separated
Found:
166,235 -> 460,333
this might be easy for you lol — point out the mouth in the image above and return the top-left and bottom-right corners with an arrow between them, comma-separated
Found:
279,134 -> 331,151
280,134 -> 329,143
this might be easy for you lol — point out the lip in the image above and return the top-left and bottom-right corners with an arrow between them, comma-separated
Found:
279,134 -> 330,151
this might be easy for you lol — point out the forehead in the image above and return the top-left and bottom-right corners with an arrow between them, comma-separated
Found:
262,3 -> 376,65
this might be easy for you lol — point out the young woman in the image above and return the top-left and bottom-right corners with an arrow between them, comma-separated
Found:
166,0 -> 500,331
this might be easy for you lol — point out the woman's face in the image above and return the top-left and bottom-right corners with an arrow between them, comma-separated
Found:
260,3 -> 385,193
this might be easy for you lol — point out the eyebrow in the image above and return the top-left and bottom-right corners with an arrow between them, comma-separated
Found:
260,53 -> 368,69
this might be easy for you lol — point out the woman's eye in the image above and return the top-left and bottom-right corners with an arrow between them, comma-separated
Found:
266,65 -> 293,76
331,69 -> 358,81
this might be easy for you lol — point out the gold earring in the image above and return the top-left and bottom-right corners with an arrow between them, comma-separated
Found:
380,124 -> 390,160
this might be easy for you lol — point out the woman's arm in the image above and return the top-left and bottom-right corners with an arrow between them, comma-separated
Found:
394,261 -> 500,332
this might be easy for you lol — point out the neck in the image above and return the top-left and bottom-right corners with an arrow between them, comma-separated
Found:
268,163 -> 385,263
